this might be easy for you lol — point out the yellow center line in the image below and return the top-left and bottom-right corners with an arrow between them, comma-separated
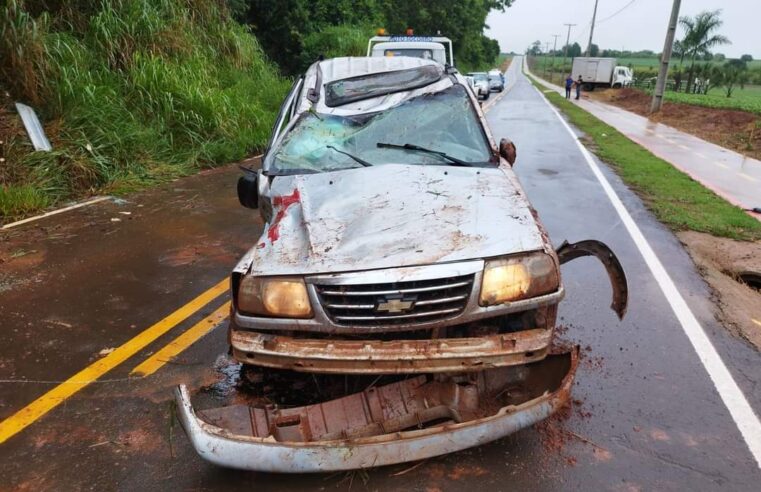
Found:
739,173 -> 758,183
752,319 -> 761,328
0,278 -> 228,444
131,302 -> 231,377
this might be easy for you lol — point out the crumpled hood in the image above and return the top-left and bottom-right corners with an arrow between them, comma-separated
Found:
242,164 -> 546,276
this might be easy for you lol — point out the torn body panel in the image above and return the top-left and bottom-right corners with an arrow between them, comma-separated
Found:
557,240 -> 629,319
174,349 -> 578,473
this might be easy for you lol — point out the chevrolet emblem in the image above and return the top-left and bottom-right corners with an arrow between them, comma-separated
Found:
376,299 -> 414,313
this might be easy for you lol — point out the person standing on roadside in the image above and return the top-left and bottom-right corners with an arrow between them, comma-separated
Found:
565,74 -> 573,99
575,75 -> 583,100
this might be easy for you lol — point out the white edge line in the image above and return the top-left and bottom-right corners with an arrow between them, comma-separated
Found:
529,81 -> 761,468
2,196 -> 112,230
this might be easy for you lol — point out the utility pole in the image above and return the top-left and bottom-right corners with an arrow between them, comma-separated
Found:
650,0 -> 682,113
551,34 -> 560,83
563,23 -> 576,73
543,42 -> 551,78
586,0 -> 599,56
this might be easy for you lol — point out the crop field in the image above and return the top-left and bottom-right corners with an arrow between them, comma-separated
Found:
598,57 -> 761,71
663,86 -> 761,114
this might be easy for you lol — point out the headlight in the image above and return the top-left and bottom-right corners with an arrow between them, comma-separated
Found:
237,276 -> 313,318
479,253 -> 559,306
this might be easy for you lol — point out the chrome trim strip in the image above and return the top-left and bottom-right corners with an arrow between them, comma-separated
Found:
335,307 -> 461,321
318,280 -> 472,296
325,303 -> 375,309
415,294 -> 468,306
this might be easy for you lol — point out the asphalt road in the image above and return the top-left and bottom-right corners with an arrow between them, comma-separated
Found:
1,58 -> 761,491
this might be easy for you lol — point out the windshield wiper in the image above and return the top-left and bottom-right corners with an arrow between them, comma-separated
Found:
326,145 -> 373,167
375,142 -> 472,167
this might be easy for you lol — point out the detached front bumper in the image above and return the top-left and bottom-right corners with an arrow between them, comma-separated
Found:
174,348 -> 578,473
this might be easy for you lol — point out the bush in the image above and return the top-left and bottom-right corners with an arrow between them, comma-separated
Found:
0,0 -> 288,221
301,24 -> 373,67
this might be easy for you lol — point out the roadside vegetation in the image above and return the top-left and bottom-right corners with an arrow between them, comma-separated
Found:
230,0 -> 512,76
0,0 -> 511,222
527,76 -> 761,241
661,88 -> 761,115
0,0 -> 288,221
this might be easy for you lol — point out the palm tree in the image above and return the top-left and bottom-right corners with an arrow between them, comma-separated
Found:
678,10 -> 730,93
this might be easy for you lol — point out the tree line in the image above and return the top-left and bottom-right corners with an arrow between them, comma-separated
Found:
227,0 -> 513,74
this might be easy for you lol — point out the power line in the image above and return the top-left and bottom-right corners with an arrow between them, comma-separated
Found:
597,0 -> 639,24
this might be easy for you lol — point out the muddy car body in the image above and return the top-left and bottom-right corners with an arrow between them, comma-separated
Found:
176,56 -> 627,473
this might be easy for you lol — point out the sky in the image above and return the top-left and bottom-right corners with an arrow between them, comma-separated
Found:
486,0 -> 759,58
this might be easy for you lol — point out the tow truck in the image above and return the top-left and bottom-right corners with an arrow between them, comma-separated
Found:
367,29 -> 454,66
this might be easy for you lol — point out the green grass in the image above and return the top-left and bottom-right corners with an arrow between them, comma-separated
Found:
526,74 -> 761,241
0,0 -> 289,222
0,185 -> 50,219
662,86 -> 761,114
535,54 -> 761,70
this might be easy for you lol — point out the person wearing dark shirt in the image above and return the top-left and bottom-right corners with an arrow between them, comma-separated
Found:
575,75 -> 583,100
565,75 -> 573,99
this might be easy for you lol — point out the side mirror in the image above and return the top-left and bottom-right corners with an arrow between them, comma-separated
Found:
499,138 -> 517,166
237,171 -> 258,209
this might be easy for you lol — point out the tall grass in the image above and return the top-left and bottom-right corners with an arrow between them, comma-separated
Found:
300,24 -> 374,65
0,0 -> 288,222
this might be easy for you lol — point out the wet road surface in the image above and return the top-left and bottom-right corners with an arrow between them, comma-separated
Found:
1,58 -> 761,490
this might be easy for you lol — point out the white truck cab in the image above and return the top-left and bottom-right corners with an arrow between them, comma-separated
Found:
368,35 -> 454,66
612,66 -> 634,88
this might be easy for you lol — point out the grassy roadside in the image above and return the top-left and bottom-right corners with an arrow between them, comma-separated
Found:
0,0 -> 288,223
526,75 -> 761,241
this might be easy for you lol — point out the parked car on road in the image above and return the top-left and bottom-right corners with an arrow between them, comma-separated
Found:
175,56 -> 628,473
466,71 -> 491,99
488,69 -> 505,91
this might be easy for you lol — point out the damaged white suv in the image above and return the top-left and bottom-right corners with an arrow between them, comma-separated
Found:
175,56 -> 628,473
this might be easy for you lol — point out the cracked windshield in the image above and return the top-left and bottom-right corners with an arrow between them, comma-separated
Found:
271,85 -> 493,172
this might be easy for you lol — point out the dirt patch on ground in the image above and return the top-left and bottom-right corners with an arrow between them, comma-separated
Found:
677,230 -> 761,349
591,88 -> 761,161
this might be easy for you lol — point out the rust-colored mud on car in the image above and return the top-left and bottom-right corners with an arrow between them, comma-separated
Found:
175,348 -> 578,473
229,327 -> 553,374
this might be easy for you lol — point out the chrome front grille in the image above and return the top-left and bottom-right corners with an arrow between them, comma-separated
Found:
315,274 -> 474,327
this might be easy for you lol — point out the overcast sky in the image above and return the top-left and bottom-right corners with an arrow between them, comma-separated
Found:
486,0 -> 758,58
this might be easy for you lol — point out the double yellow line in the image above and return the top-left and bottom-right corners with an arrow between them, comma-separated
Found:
0,278 -> 230,444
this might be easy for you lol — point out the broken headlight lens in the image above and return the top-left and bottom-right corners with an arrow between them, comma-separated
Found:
237,276 -> 313,318
479,253 -> 559,306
